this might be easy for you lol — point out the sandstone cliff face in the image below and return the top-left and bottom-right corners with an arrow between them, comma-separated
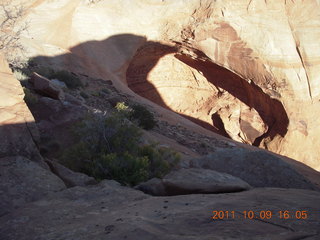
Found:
0,54 -> 44,166
19,0 -> 320,170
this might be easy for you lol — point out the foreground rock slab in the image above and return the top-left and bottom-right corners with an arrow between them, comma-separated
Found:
189,148 -> 320,191
1,180 -> 319,240
0,55 -> 45,168
0,156 -> 66,216
137,168 -> 251,196
45,159 -> 97,187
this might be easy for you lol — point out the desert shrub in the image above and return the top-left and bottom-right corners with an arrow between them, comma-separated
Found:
13,69 -> 29,85
23,87 -> 38,105
139,144 -> 180,178
0,2 -> 28,68
17,61 -> 83,89
61,111 -> 179,186
49,70 -> 83,89
129,104 -> 157,130
92,152 -> 150,185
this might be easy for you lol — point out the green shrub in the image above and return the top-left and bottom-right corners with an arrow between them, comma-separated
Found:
94,152 -> 150,185
22,62 -> 83,89
49,70 -> 83,89
139,144 -> 180,178
129,104 -> 157,130
61,111 -> 179,186
34,66 -> 55,78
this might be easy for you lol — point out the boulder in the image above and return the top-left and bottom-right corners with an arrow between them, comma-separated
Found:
50,78 -> 67,89
189,148 -> 320,190
0,156 -> 66,216
45,159 -> 97,187
29,72 -> 65,101
1,180 -> 320,240
136,168 -> 251,196
163,168 -> 251,195
135,178 -> 167,196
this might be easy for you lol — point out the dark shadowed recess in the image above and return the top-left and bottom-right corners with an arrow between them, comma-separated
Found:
126,39 -> 289,146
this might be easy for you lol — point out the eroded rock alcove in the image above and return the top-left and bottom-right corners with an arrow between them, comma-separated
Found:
127,42 -> 289,146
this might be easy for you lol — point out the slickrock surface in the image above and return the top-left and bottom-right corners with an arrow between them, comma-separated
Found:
18,0 -> 320,170
0,156 -> 66,216
1,180 -> 320,240
137,168 -> 251,196
1,1 -> 320,239
0,54 -> 45,167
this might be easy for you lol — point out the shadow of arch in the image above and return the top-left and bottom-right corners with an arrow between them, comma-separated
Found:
26,33 -> 288,146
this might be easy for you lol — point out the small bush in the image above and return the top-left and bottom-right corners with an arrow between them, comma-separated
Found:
61,111 -> 179,186
50,70 -> 83,89
94,152 -> 150,185
130,104 -> 157,130
20,62 -> 83,89
33,66 -> 55,79
139,144 -> 180,178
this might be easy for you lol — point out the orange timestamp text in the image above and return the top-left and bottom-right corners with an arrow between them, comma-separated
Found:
212,210 -> 308,220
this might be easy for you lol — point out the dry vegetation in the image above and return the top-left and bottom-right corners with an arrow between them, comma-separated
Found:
0,1 -> 28,67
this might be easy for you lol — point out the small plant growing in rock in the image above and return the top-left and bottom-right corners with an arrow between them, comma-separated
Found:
16,60 -> 83,89
61,110 -> 179,186
49,70 -> 83,89
130,104 -> 157,130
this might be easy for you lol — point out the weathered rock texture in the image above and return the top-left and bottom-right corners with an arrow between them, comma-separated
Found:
0,156 -> 65,216
189,148 -> 320,190
1,180 -> 320,240
20,0 -> 320,170
137,168 -> 251,196
0,54 -> 46,167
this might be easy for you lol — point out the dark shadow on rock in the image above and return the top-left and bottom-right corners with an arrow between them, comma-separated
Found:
27,33 -> 288,149
174,54 -> 289,146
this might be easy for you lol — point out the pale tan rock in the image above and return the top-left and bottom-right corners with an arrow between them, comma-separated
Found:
0,54 -> 45,168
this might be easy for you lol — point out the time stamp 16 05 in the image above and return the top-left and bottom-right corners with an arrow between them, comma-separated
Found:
212,210 -> 308,220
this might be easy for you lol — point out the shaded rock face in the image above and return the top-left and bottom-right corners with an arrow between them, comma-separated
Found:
1,181 -> 320,240
29,96 -> 87,158
20,0 -> 320,169
29,73 -> 65,101
0,55 -> 46,168
137,168 -> 251,196
189,148 -> 320,191
0,156 -> 65,216
45,159 -> 97,188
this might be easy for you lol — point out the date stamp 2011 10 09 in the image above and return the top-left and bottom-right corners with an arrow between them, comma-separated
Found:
212,210 -> 308,220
